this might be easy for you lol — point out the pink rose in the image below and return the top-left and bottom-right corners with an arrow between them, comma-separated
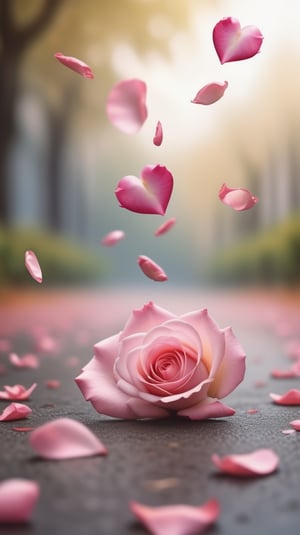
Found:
75,302 -> 246,420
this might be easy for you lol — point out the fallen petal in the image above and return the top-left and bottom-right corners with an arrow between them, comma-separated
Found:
29,417 -> 107,459
282,429 -> 295,435
130,499 -> 220,535
0,403 -> 32,422
0,383 -> 37,401
54,52 -> 94,79
106,78 -> 147,134
154,217 -> 176,237
246,408 -> 258,414
45,379 -> 61,389
219,183 -> 258,211
138,255 -> 168,282
212,448 -> 279,476
213,17 -> 263,64
25,250 -> 42,283
101,230 -> 125,246
0,479 -> 39,523
191,81 -> 228,105
290,419 -> 300,431
9,353 -> 39,369
270,389 -> 300,405
13,427 -> 35,432
153,120 -> 163,146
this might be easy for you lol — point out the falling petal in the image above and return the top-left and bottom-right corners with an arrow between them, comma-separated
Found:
138,255 -> 168,282
106,78 -> 147,134
270,389 -> 300,405
219,184 -> 258,211
213,17 -> 263,64
0,403 -> 32,422
25,250 -> 42,283
153,121 -> 163,146
29,417 -> 107,460
54,52 -> 94,79
101,230 -> 125,246
130,499 -> 220,535
9,353 -> 39,369
290,419 -> 300,431
0,383 -> 37,401
212,449 -> 279,476
115,164 -> 173,215
191,81 -> 228,105
0,479 -> 40,524
154,217 -> 176,237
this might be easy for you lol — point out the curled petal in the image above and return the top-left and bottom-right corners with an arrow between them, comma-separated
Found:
270,389 -> 300,405
154,217 -> 176,237
9,353 -> 39,369
106,78 -> 147,134
0,479 -> 40,524
213,17 -> 263,64
138,255 -> 168,282
130,498 -> 220,535
178,399 -> 235,420
212,448 -> 279,476
153,120 -> 163,146
290,420 -> 300,431
101,230 -> 125,246
0,383 -> 37,401
191,81 -> 228,105
54,52 -> 94,79
0,402 -> 32,422
29,417 -> 107,459
25,250 -> 42,283
218,183 -> 258,211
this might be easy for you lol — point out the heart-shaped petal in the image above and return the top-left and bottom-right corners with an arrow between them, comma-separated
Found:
138,255 -> 168,282
25,250 -> 42,283
153,120 -> 163,146
218,183 -> 258,211
54,52 -> 94,79
0,402 -> 32,422
0,479 -> 40,523
212,448 -> 279,476
115,164 -> 173,215
191,81 -> 228,105
213,17 -> 263,64
106,79 -> 148,134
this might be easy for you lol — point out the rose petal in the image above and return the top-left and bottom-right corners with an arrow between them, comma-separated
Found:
120,301 -> 176,340
54,52 -> 94,79
153,120 -> 163,146
282,429 -> 295,435
101,230 -> 125,246
45,380 -> 61,389
130,498 -> 220,535
9,353 -> 39,369
191,81 -> 228,105
115,164 -> 173,215
138,255 -> 168,282
154,217 -> 176,237
271,366 -> 300,379
0,383 -> 37,400
290,419 -> 300,431
106,78 -> 147,134
25,250 -> 42,283
0,479 -> 40,524
13,427 -> 35,432
218,183 -> 258,211
211,448 -> 279,476
29,417 -> 107,459
270,389 -> 300,405
178,399 -> 235,420
213,17 -> 263,64
0,402 -> 32,422
246,408 -> 258,414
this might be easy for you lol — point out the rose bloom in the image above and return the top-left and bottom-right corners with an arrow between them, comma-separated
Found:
76,302 -> 246,420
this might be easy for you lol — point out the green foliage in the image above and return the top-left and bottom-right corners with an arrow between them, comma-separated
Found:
208,216 -> 300,286
0,227 -> 107,287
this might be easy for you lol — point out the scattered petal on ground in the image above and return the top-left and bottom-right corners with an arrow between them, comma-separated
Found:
282,429 -> 295,435
0,479 -> 40,523
154,217 -> 176,237
29,417 -> 107,460
270,389 -> 300,405
138,255 -> 168,282
211,449 -> 279,476
25,251 -> 42,283
54,52 -> 94,79
219,184 -> 258,211
246,409 -> 258,414
212,17 -> 263,64
13,427 -> 35,432
106,79 -> 147,134
0,403 -> 32,422
290,419 -> 300,431
130,499 -> 220,535
191,81 -> 228,105
101,230 -> 125,246
153,121 -> 163,146
0,384 -> 37,401
45,380 -> 61,389
9,353 -> 39,369
271,364 -> 300,378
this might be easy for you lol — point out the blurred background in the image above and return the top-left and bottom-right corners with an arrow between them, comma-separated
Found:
1,0 -> 300,289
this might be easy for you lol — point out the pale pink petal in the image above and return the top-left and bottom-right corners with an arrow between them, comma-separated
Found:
130,498 -> 220,535
0,479 -> 40,523
29,417 -> 107,459
178,399 -> 235,420
290,419 -> 300,431
270,389 -> 300,405
25,250 -> 42,283
270,366 -> 300,379
9,353 -> 39,369
101,230 -> 125,246
191,81 -> 228,105
106,78 -> 147,134
282,429 -> 295,435
120,301 -> 176,340
154,217 -> 176,237
247,408 -> 258,414
115,164 -> 173,215
0,402 -> 32,422
138,255 -> 168,282
54,52 -> 94,79
0,383 -> 37,400
218,183 -> 258,211
212,449 -> 279,476
213,17 -> 263,64
45,380 -> 61,389
153,120 -> 163,146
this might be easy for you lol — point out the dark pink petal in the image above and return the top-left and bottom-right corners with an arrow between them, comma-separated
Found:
270,389 -> 300,405
0,402 -> 32,422
29,417 -> 107,459
54,52 -> 94,79
25,250 -> 42,283
137,255 -> 168,282
153,120 -> 163,146
154,217 -> 176,236
130,498 -> 220,535
115,164 -> 173,215
0,383 -> 37,400
101,230 -> 125,246
212,449 -> 279,476
9,353 -> 39,369
106,78 -> 147,134
213,17 -> 263,64
290,419 -> 300,431
191,81 -> 228,105
219,183 -> 258,211
0,479 -> 39,523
